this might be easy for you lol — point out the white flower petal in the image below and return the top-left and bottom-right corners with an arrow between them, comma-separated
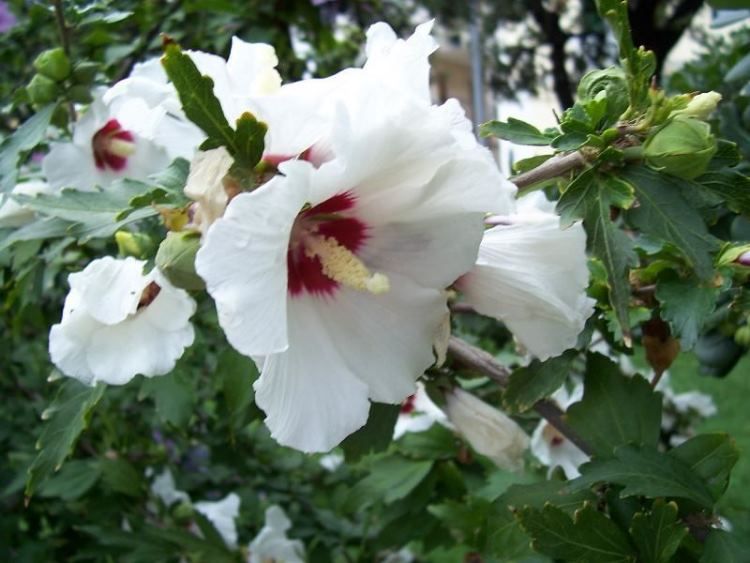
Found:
43,142 -> 101,191
361,213 -> 485,289
254,296 -> 371,453
194,493 -> 241,548
226,38 -> 282,96
460,212 -> 594,360
315,273 -> 446,403
248,505 -> 305,563
150,468 -> 190,506
196,168 -> 309,357
69,256 -> 147,325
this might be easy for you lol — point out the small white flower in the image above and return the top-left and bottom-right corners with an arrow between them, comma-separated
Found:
530,383 -> 589,478
0,179 -> 53,228
194,493 -> 241,548
444,387 -> 529,471
248,505 -> 305,563
150,468 -> 190,506
49,256 -> 196,385
43,92 -> 175,192
393,382 -> 450,439
184,147 -> 235,233
458,192 -> 595,360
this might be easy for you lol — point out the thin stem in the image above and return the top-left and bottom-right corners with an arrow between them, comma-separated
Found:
52,0 -> 76,124
447,336 -> 593,456
511,151 -> 587,192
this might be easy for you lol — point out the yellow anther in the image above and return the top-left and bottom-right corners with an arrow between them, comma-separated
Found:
108,138 -> 137,158
305,236 -> 390,294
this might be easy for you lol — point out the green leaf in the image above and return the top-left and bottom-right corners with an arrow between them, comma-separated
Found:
655,275 -> 719,350
629,500 -> 688,563
558,168 -> 598,228
483,501 -> 539,558
480,118 -> 553,146
701,529 -> 749,563
0,217 -> 73,251
585,189 -> 638,342
396,423 -> 458,460
568,446 -> 716,508
352,456 -> 433,505
498,480 -> 597,514
218,348 -> 258,439
26,380 -> 106,497
551,131 -> 589,151
100,458 -> 143,497
567,353 -> 661,458
38,459 -> 101,501
622,166 -> 719,280
503,351 -> 576,413
161,44 -> 235,151
517,502 -> 637,563
13,179 -> 164,241
669,433 -> 739,502
141,373 -> 194,428
233,112 -> 268,169
696,169 -> 750,215
342,402 -> 400,462
0,105 -> 56,194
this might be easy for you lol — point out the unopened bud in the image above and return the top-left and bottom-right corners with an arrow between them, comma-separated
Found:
172,501 -> 194,521
155,231 -> 204,291
734,325 -> 750,347
33,48 -> 72,81
27,74 -> 61,105
444,387 -> 529,471
72,61 -> 100,84
115,230 -> 154,259
644,116 -> 717,179
577,66 -> 629,122
716,244 -> 750,267
738,251 -> 750,267
671,91 -> 722,121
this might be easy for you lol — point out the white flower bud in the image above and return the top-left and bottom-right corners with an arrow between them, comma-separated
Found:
444,388 -> 529,471
671,91 -> 722,120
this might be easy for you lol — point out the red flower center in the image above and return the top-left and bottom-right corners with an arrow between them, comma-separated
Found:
287,192 -> 368,297
92,119 -> 135,171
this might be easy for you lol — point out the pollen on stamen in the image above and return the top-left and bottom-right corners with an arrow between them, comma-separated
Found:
305,235 -> 390,295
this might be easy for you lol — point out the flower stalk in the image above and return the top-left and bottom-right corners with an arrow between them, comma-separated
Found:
447,336 -> 593,456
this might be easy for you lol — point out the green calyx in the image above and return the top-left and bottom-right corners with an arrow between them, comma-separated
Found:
643,116 -> 717,179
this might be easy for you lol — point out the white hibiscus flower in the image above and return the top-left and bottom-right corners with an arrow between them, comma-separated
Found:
248,505 -> 305,563
49,256 -> 196,385
458,191 -> 595,360
530,382 -> 589,478
194,24 -> 513,453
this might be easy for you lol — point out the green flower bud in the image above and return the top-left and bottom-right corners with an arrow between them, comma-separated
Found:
172,501 -> 194,521
155,231 -> 205,291
577,66 -> 629,123
33,48 -> 71,81
72,61 -> 100,85
115,230 -> 155,259
68,85 -> 93,104
643,117 -> 717,179
27,74 -> 61,105
734,325 -> 750,347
